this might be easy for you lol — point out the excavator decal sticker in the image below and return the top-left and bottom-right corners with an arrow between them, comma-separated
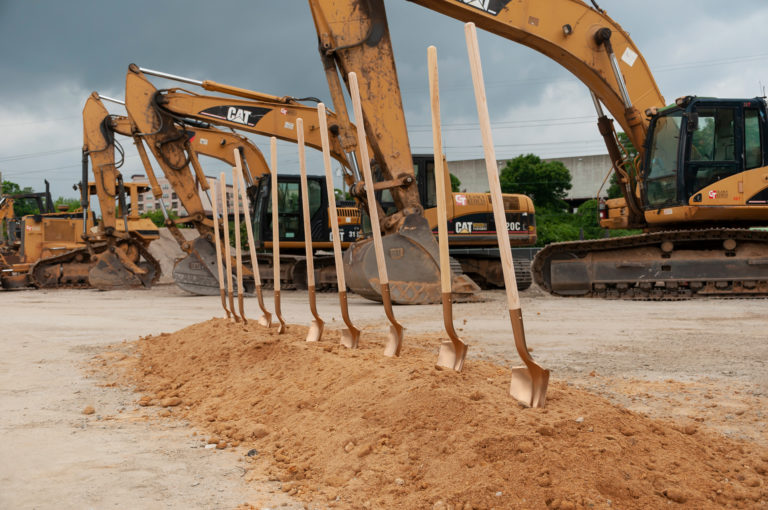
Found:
455,0 -> 512,16
197,105 -> 271,128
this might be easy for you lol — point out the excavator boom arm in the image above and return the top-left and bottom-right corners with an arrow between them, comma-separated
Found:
407,0 -> 664,151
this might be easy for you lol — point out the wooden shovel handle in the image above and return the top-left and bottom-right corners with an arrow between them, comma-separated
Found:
220,172 -> 239,321
296,118 -> 316,287
317,103 -> 347,291
233,150 -> 262,287
348,72 -> 389,286
209,177 -> 226,295
428,45 -> 452,295
270,137 -> 280,292
232,166 -> 246,322
465,22 -> 520,310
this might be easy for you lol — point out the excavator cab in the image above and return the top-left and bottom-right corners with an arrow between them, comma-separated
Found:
643,97 -> 768,217
251,173 -> 361,248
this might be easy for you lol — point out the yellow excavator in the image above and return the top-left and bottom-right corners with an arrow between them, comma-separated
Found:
95,90 -> 364,295
307,0 -> 768,299
85,93 -> 270,294
80,93 -> 161,290
124,64 -> 537,303
1,94 -> 162,291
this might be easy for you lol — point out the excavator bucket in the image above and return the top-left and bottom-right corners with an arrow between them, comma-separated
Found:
172,237 -> 222,296
89,251 -> 154,290
343,214 -> 479,305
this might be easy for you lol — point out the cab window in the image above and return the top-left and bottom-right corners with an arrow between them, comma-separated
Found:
308,179 -> 322,218
646,112 -> 682,208
745,108 -> 763,170
689,108 -> 735,162
686,107 -> 739,195
415,161 -> 437,209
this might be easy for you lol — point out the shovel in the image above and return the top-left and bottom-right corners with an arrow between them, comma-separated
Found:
349,72 -> 404,357
428,45 -> 468,372
466,22 -> 549,407
270,137 -> 286,334
317,103 -> 361,349
219,172 -> 240,323
296,118 -> 325,342
233,150 -> 272,328
232,167 -> 247,324
208,178 -> 232,320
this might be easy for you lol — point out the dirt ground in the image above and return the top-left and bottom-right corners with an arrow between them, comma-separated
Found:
1,284 -> 767,508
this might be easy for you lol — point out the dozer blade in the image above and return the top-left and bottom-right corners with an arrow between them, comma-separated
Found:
172,237 -> 222,296
343,214 -> 480,305
89,251 -> 151,290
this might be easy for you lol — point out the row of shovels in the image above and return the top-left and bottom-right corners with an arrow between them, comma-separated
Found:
209,23 -> 549,407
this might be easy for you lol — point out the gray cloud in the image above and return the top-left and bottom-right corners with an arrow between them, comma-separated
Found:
2,0 -> 768,197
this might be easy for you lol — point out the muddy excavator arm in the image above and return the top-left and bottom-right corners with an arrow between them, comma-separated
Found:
126,64 -> 393,221
89,91 -> 277,294
308,0 -> 666,228
127,64 -> 354,176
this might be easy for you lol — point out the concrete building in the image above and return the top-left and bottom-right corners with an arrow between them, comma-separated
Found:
446,153 -> 612,207
130,174 -> 242,216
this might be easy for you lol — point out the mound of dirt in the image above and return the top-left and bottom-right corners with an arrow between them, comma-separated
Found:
107,319 -> 768,509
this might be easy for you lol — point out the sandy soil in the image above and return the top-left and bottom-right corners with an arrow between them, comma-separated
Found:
1,284 -> 767,508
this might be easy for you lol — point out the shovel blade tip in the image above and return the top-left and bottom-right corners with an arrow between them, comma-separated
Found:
509,366 -> 550,408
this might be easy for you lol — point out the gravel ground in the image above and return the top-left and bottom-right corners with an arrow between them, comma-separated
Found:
1,284 -> 766,508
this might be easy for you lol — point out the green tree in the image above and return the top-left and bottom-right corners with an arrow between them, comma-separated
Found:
617,132 -> 637,159
607,132 -> 639,199
2,179 -> 39,216
449,173 -> 461,192
141,209 -> 181,227
499,154 -> 572,210
334,188 -> 352,201
54,196 -> 81,212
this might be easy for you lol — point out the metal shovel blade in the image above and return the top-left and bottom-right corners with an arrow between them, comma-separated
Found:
435,295 -> 468,372
89,251 -> 145,290
172,237 -> 221,296
381,285 -> 404,357
508,309 -> 550,408
338,290 -> 360,348
383,323 -> 404,358
253,284 -> 272,327
307,319 -> 324,343
340,328 -> 360,349
436,339 -> 467,371
509,366 -> 550,408
306,286 -> 325,342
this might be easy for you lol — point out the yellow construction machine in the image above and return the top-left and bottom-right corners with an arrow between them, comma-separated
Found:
0,181 -> 57,288
0,179 -> 158,290
307,0 -> 768,299
124,65 -> 536,303
0,94 -> 162,291
81,93 -> 161,290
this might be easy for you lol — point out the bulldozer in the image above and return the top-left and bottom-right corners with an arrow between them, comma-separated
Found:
306,0 -> 768,299
1,180 -> 56,261
122,64 -> 537,303
0,179 -> 159,290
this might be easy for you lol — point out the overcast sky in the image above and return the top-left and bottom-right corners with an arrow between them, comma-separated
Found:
2,0 -> 768,199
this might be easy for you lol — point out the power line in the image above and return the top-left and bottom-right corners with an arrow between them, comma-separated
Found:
0,116 -> 79,128
1,153 -> 140,177
0,146 -> 81,162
